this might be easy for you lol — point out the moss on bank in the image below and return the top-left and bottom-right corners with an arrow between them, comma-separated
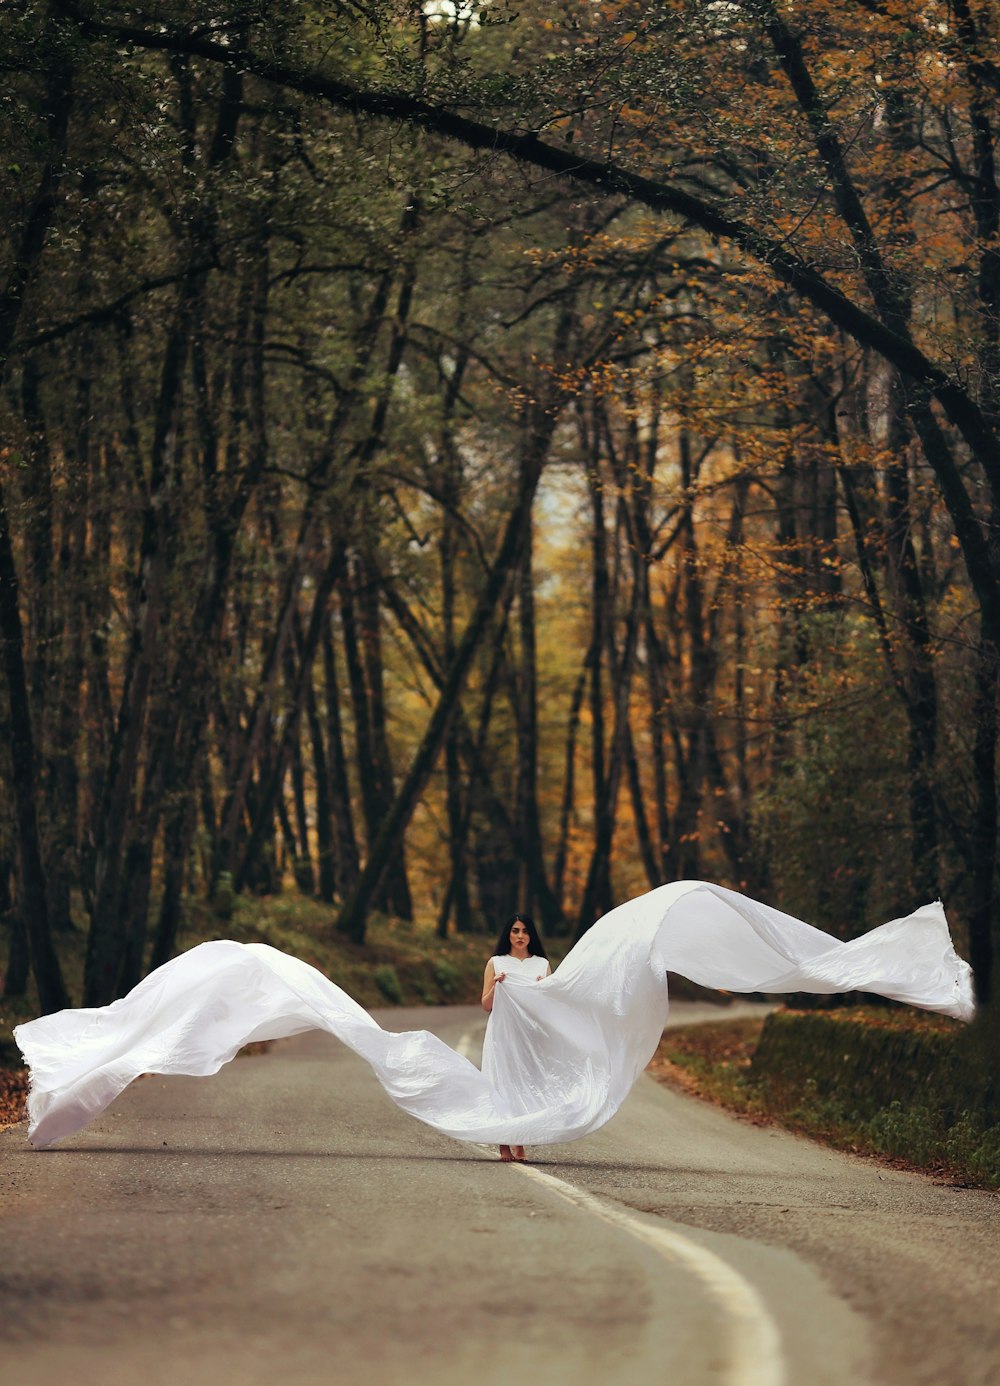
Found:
651,1006 -> 1000,1189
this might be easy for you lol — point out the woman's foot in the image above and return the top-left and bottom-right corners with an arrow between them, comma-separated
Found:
513,1146 -> 526,1161
499,1144 -> 515,1162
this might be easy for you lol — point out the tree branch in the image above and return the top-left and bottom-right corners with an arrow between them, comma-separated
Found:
61,2 -> 1000,478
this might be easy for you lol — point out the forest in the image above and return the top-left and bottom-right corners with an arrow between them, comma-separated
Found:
2,0 -> 1000,1016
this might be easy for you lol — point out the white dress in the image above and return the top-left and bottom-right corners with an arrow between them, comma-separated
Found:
14,880 -> 974,1150
487,953 -> 551,985
482,953 -> 551,1117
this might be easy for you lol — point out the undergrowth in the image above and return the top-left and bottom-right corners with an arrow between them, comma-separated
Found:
651,1010 -> 1000,1190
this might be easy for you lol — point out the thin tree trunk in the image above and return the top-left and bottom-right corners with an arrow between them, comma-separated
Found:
149,791 -> 198,971
583,406 -> 609,861
513,507 -> 564,929
19,359 -> 54,738
576,473 -> 645,938
672,428 -> 711,881
625,722 -> 660,889
886,443 -> 940,903
553,649 -> 591,909
286,643 -> 315,893
340,565 -> 389,906
305,659 -> 337,904
116,837 -> 154,992
3,911 -> 30,998
970,624 -> 999,1005
628,406 -> 670,881
358,551 -> 412,919
439,425 -> 473,934
0,16 -> 73,1012
84,297 -> 191,1005
322,611 -> 360,899
48,320 -> 94,934
0,494 -> 70,1011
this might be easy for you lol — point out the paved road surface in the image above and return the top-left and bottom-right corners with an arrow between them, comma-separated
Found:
1,1001 -> 997,1386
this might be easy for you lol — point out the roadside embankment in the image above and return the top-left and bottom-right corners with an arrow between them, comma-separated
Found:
651,1004 -> 1000,1188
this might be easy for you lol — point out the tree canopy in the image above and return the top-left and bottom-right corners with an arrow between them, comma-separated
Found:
2,0 -> 999,1009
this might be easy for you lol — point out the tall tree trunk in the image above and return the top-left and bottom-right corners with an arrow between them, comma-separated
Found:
629,406 -> 669,881
553,649 -> 591,910
0,493 -> 70,1012
574,400 -> 615,926
970,623 -> 998,1005
322,611 -> 361,900
285,641 -> 315,893
357,550 -> 412,920
575,484 -> 645,939
340,564 -> 391,911
84,295 -> 191,1005
672,429 -> 711,881
955,0 -> 1000,1002
20,355 -> 80,931
19,359 -> 54,743
3,910 -> 30,999
305,660 -> 337,904
439,480 -> 472,935
0,10 -> 73,1012
149,791 -> 198,971
512,506 -> 564,929
48,320 -> 94,934
116,837 -> 154,991
885,432 -> 940,903
625,722 -> 660,889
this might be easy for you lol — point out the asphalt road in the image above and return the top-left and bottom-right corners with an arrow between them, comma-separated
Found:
1,1001 -> 997,1386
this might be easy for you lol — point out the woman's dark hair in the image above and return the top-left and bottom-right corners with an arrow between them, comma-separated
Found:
494,912 -> 548,959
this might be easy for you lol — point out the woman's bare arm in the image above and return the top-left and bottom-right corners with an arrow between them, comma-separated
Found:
482,959 -> 504,1012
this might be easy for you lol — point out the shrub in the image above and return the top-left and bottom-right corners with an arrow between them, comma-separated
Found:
211,873 -> 235,921
373,965 -> 404,1005
432,959 -> 461,999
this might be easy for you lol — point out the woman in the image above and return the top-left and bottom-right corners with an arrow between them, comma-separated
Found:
481,913 -> 551,1162
14,881 -> 974,1153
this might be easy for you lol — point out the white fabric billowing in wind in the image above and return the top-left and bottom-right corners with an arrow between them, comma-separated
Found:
14,881 -> 974,1150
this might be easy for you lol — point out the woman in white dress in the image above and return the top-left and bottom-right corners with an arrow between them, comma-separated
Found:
482,912 -> 551,1162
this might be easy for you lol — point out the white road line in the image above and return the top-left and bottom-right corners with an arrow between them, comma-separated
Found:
457,1023 -> 785,1386
517,1163 -> 786,1386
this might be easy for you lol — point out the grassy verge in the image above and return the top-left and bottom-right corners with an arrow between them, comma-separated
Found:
649,1007 -> 1000,1190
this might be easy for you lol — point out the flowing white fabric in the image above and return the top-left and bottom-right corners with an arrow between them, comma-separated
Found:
14,881 -> 974,1150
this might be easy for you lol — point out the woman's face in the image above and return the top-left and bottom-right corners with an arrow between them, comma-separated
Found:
509,920 -> 530,952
